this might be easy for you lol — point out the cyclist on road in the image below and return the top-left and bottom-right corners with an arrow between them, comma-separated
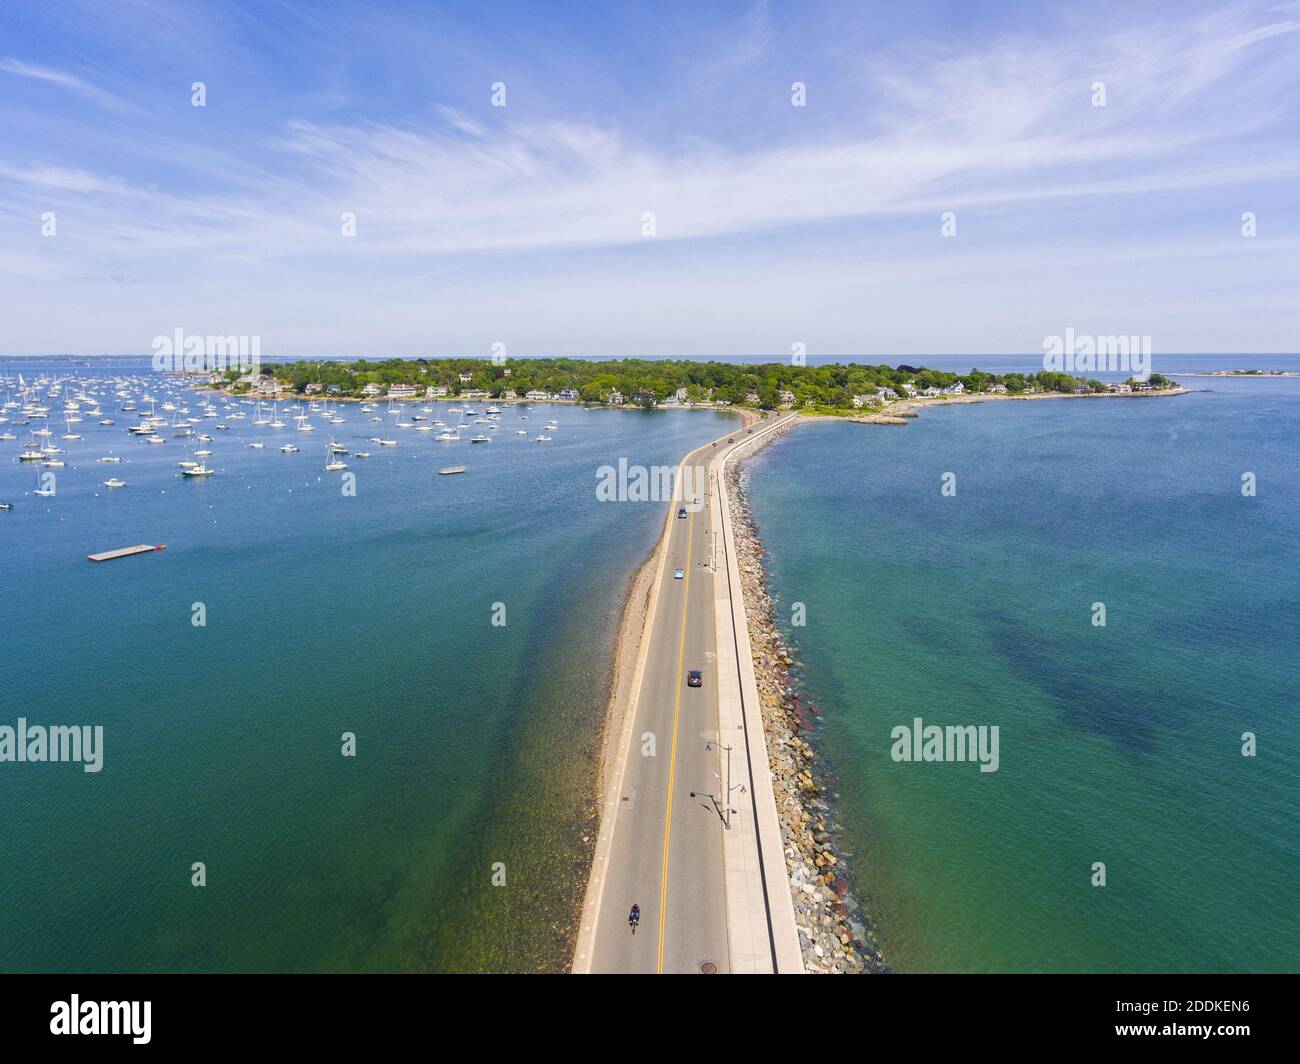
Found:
629,903 -> 640,934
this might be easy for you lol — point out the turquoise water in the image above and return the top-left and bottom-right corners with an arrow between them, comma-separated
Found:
745,377 -> 1299,972
0,365 -> 736,972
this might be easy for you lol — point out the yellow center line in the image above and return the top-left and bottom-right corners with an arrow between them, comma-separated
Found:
656,456 -> 697,973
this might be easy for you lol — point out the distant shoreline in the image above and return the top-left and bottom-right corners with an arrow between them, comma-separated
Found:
820,386 -> 1190,425
1176,371 -> 1297,378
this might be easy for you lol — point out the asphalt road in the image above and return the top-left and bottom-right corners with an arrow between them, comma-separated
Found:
587,415 -> 788,974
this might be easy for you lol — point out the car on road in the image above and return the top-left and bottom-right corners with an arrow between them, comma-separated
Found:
673,567 -> 684,580
677,507 -> 687,518
687,670 -> 703,688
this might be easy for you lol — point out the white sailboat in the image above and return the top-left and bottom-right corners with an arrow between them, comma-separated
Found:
324,439 -> 347,471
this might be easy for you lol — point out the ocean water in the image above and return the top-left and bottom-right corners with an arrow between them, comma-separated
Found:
745,373 -> 1299,972
0,363 -> 736,972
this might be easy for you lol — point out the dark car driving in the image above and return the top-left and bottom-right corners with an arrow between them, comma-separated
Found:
687,670 -> 703,688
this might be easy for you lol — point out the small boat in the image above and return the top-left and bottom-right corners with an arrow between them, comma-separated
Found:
181,463 -> 214,477
469,435 -> 491,444
280,444 -> 299,453
534,435 -> 552,442
98,455 -> 122,463
324,441 -> 347,471
103,478 -> 126,488
439,467 -> 466,475
353,451 -> 371,458
249,442 -> 265,449
0,503 -> 12,510
377,439 -> 397,446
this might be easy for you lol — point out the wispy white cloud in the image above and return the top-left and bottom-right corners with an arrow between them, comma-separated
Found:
0,57 -> 128,113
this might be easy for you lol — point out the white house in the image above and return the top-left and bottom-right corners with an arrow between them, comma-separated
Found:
388,384 -> 418,398
426,385 -> 449,397
458,372 -> 474,383
942,381 -> 965,395
606,390 -> 624,405
525,389 -> 550,401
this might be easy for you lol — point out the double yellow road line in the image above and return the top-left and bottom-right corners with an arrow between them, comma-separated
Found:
656,462 -> 698,973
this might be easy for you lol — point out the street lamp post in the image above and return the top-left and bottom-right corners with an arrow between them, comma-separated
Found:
705,739 -> 736,829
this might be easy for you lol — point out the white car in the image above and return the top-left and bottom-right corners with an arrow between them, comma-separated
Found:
673,568 -> 684,580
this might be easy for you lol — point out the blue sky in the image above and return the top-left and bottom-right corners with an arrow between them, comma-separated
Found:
1,0 -> 1298,356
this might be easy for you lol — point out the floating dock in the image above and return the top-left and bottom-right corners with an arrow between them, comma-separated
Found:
88,544 -> 167,563
438,467 -> 466,475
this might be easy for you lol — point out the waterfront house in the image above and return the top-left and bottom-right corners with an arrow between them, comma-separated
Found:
942,381 -> 965,395
558,388 -> 580,401
427,385 -> 449,397
921,386 -> 941,397
388,384 -> 418,398
778,390 -> 796,408
525,389 -> 550,401
606,390 -> 624,405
